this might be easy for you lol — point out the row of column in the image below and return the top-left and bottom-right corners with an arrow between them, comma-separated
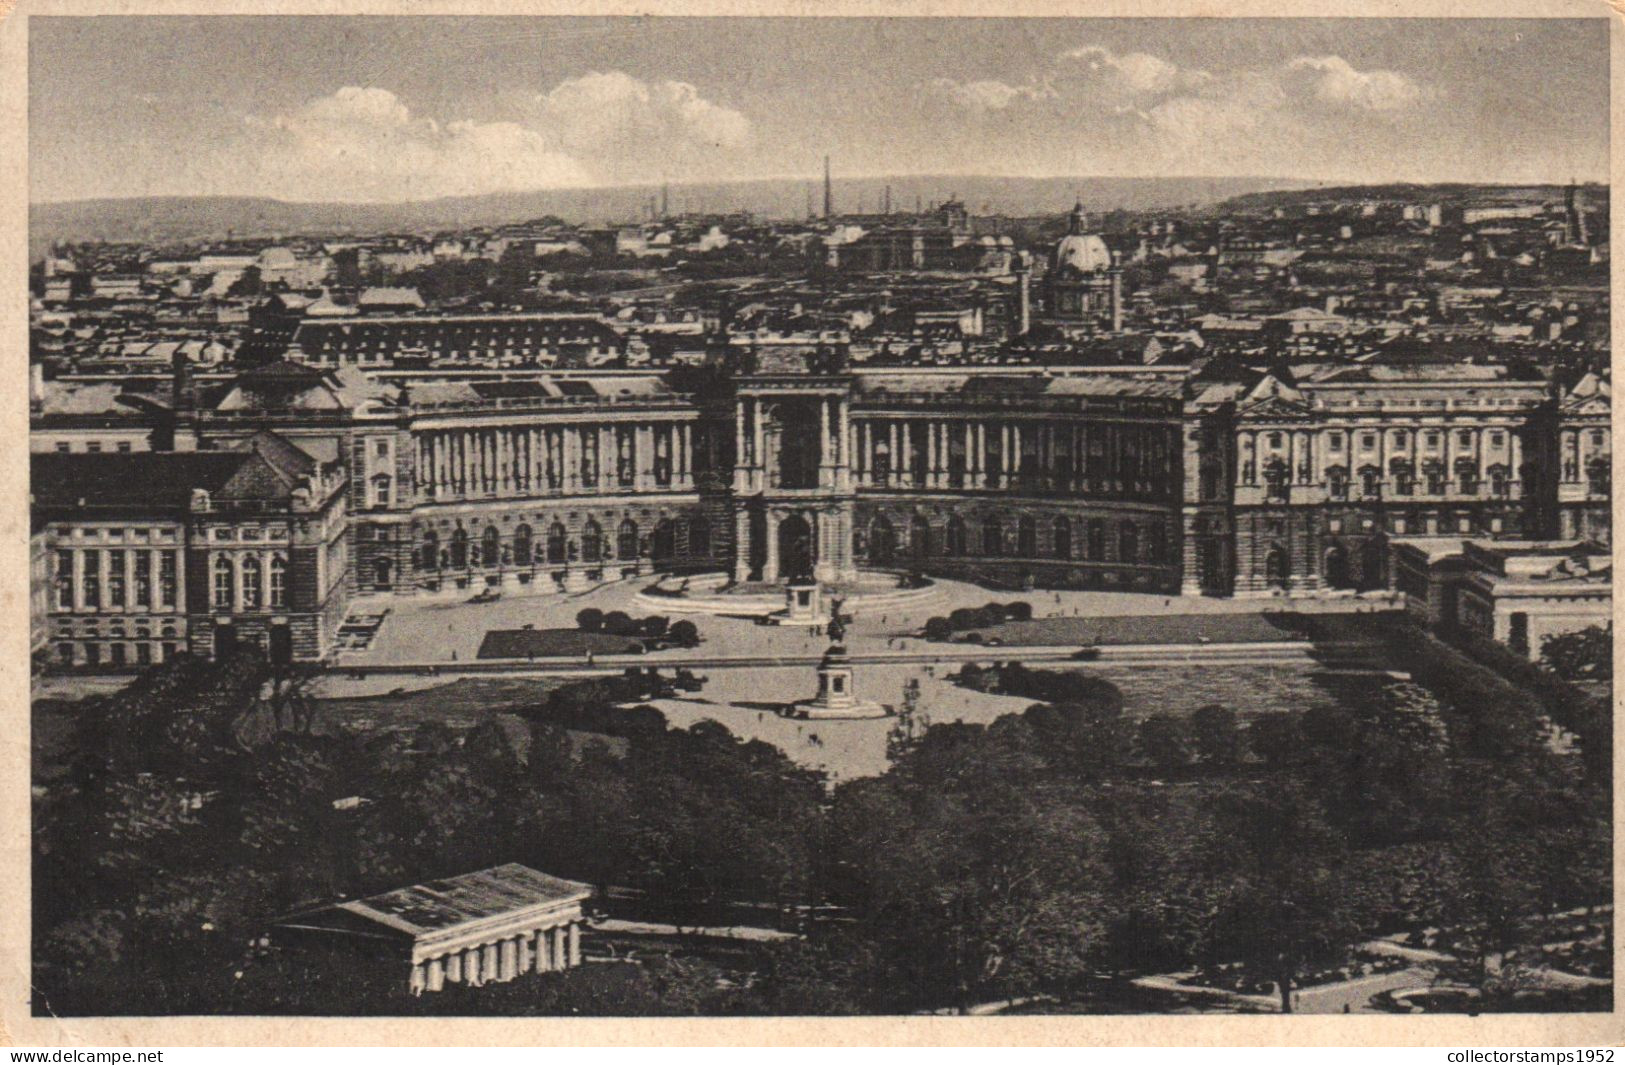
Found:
734,396 -> 852,494
417,423 -> 696,500
853,419 -> 1170,490
56,547 -> 181,614
410,921 -> 582,995
1240,426 -> 1523,489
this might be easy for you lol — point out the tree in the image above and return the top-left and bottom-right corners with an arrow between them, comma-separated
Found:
602,610 -> 635,636
1138,714 -> 1191,771
668,620 -> 700,648
1202,783 -> 1361,1013
1189,704 -> 1242,768
1539,624 -> 1612,681
1247,711 -> 1306,769
922,616 -> 953,642
576,608 -> 604,632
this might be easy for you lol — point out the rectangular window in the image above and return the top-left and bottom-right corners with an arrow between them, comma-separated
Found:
106,550 -> 126,607
1393,430 -> 1408,447
1268,432 -> 1283,449
159,552 -> 177,608
1327,433 -> 1344,451
54,442 -> 70,453
133,552 -> 151,608
82,550 -> 100,609
86,442 -> 101,453
270,558 -> 286,609
116,442 -> 132,453
55,550 -> 74,609
1458,430 -> 1473,447
85,643 -> 100,666
1489,431 -> 1505,448
1360,433 -> 1376,451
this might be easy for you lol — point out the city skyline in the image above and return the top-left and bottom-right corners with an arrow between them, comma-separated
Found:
30,16 -> 1610,205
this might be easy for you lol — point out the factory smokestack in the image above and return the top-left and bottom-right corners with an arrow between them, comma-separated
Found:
823,155 -> 832,220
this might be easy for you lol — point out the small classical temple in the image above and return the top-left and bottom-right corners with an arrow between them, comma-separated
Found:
273,863 -> 592,994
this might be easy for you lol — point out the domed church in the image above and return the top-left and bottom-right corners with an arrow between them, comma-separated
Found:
1046,202 -> 1123,330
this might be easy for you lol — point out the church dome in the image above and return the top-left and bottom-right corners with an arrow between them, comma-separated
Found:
1053,232 -> 1112,275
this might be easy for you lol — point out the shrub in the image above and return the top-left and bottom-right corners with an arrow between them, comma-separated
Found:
640,615 -> 670,639
922,617 -> 954,642
669,620 -> 700,648
602,611 -> 635,636
576,608 -> 605,632
1004,601 -> 1033,622
948,607 -> 981,631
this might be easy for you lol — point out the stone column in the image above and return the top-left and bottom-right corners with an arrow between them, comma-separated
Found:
733,510 -> 752,582
482,942 -> 500,982
464,946 -> 483,986
426,957 -> 445,992
763,510 -> 780,582
888,422 -> 901,487
838,400 -> 852,492
569,922 -> 581,967
926,421 -> 939,489
533,929 -> 553,972
553,925 -> 570,970
410,963 -> 427,995
499,937 -> 518,981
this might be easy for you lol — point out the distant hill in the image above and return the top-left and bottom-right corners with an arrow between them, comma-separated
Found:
1216,182 -> 1609,214
30,175 -> 1314,254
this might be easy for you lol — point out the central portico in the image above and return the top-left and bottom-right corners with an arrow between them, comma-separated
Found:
731,367 -> 858,585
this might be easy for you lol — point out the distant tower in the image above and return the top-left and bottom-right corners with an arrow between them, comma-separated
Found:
884,184 -> 892,216
1068,200 -> 1087,236
1565,181 -> 1589,246
823,155 -> 833,220
806,184 -> 815,220
661,183 -> 670,220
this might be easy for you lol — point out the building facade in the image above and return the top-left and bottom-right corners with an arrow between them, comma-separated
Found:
30,345 -> 1611,662
32,432 -> 349,668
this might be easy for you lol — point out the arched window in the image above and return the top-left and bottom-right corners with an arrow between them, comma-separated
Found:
1265,545 -> 1289,588
1119,522 -> 1139,563
1263,459 -> 1289,502
1017,515 -> 1037,558
1587,457 -> 1610,497
513,524 -> 533,566
910,514 -> 930,560
688,518 -> 711,557
449,527 -> 468,569
869,516 -> 895,564
1148,523 -> 1167,565
420,530 -> 439,571
212,555 -> 234,609
373,558 -> 392,590
946,515 -> 967,555
1326,465 -> 1349,500
1487,465 -> 1508,497
981,515 -> 1003,557
582,520 -> 603,563
1053,516 -> 1072,560
1359,465 -> 1381,498
1390,458 -> 1415,496
481,525 -> 501,567
653,519 -> 676,561
241,554 -> 262,609
269,555 -> 287,608
618,519 -> 639,560
1087,519 -> 1105,561
1424,460 -> 1446,495
547,522 -> 567,564
1455,458 -> 1480,495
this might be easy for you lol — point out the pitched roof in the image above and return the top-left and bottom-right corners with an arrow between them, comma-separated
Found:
32,432 -> 320,513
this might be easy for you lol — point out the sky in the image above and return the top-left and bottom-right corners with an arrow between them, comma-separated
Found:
28,16 -> 1611,204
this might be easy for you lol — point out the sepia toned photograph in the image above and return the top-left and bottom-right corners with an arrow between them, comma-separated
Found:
17,8 -> 1615,1029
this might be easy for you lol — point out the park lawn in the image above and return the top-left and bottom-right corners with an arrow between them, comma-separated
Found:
478,628 -> 646,659
962,611 -> 1313,647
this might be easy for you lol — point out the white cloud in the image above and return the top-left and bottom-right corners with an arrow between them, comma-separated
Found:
1061,46 -> 1210,95
924,77 -> 1053,112
259,87 -> 589,201
533,71 -> 750,153
1285,55 -> 1423,111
